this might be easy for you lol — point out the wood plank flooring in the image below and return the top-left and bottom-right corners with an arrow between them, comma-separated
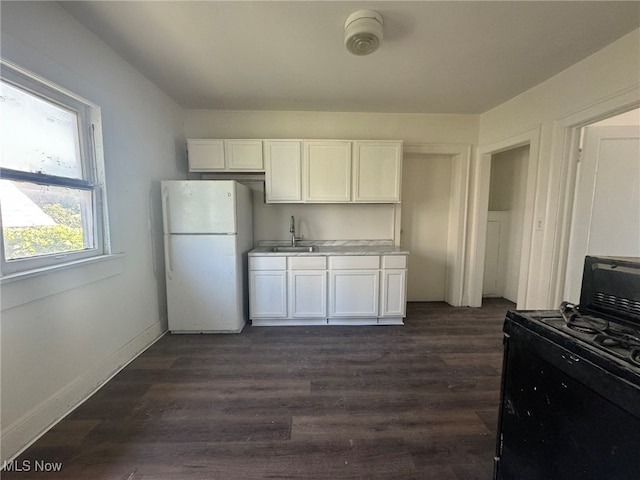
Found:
3,299 -> 513,479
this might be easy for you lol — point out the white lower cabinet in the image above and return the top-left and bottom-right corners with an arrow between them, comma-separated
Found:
288,256 -> 327,324
379,255 -> 408,324
289,270 -> 327,319
250,253 -> 407,326
380,269 -> 407,318
329,270 -> 380,320
249,257 -> 287,320
250,255 -> 327,326
250,271 -> 287,318
328,255 -> 380,325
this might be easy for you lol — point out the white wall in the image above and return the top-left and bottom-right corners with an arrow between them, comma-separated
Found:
253,194 -> 396,243
185,110 -> 479,243
185,110 -> 479,144
0,2 -> 185,461
476,28 -> 640,308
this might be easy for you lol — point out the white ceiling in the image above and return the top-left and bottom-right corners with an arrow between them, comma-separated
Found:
59,1 -> 640,114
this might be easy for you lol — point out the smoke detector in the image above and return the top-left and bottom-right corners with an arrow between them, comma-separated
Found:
344,10 -> 384,56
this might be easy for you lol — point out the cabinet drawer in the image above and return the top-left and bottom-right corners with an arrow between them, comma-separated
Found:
289,256 -> 326,270
330,255 -> 379,270
382,255 -> 407,269
250,256 -> 286,271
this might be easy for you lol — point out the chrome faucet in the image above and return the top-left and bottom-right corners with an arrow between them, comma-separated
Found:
290,215 -> 303,246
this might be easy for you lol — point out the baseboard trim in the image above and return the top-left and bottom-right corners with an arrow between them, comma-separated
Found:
1,321 -> 166,463
252,318 -> 329,326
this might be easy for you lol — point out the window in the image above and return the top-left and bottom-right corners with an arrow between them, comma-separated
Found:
0,60 -> 108,275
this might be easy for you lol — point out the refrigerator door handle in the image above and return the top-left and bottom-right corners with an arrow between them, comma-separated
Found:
164,235 -> 173,280
162,186 -> 171,234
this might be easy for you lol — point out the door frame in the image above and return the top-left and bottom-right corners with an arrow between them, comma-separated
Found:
548,90 -> 640,307
403,144 -> 471,306
467,127 -> 540,308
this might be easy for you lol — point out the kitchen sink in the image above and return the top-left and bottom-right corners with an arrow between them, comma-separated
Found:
270,246 -> 317,253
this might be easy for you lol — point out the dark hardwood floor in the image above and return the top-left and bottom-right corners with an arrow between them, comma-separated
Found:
4,299 -> 513,479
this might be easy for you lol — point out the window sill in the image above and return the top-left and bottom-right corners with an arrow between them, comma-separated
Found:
1,253 -> 125,311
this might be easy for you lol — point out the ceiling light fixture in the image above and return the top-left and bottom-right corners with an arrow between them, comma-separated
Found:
344,10 -> 383,56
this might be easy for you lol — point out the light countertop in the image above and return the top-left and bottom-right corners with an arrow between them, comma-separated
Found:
249,240 -> 409,256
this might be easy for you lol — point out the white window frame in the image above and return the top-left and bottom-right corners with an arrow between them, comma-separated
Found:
0,59 -> 110,275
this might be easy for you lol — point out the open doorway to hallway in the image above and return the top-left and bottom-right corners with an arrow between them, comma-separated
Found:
468,128 -> 539,309
482,145 -> 529,304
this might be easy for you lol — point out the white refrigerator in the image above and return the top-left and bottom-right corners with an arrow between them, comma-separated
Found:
161,180 -> 253,333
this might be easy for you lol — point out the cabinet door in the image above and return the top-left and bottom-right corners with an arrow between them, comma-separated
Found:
187,139 -> 225,171
225,140 -> 263,170
249,270 -> 287,318
380,269 -> 407,317
289,270 -> 327,318
264,140 -> 302,202
353,141 -> 402,202
329,270 -> 379,317
304,141 -> 352,202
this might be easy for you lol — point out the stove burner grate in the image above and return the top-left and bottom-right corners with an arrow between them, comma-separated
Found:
593,332 -> 640,349
630,349 -> 640,368
561,302 -> 609,334
558,301 -> 640,368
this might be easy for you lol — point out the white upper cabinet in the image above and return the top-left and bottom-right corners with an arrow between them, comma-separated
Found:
187,139 -> 225,171
264,140 -> 303,203
303,140 -> 352,203
187,139 -> 263,172
353,141 -> 403,203
225,140 -> 264,170
192,137 -> 403,203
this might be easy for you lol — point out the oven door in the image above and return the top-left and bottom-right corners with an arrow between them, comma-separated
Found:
494,319 -> 640,480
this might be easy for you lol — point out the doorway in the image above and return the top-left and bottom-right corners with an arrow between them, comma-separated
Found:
400,144 -> 470,306
467,128 -> 540,308
402,154 -> 452,302
482,145 -> 529,303
563,108 -> 640,303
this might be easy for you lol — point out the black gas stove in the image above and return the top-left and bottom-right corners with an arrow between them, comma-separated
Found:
494,256 -> 640,480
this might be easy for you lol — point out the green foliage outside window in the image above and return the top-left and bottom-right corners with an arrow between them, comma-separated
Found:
3,203 -> 84,259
